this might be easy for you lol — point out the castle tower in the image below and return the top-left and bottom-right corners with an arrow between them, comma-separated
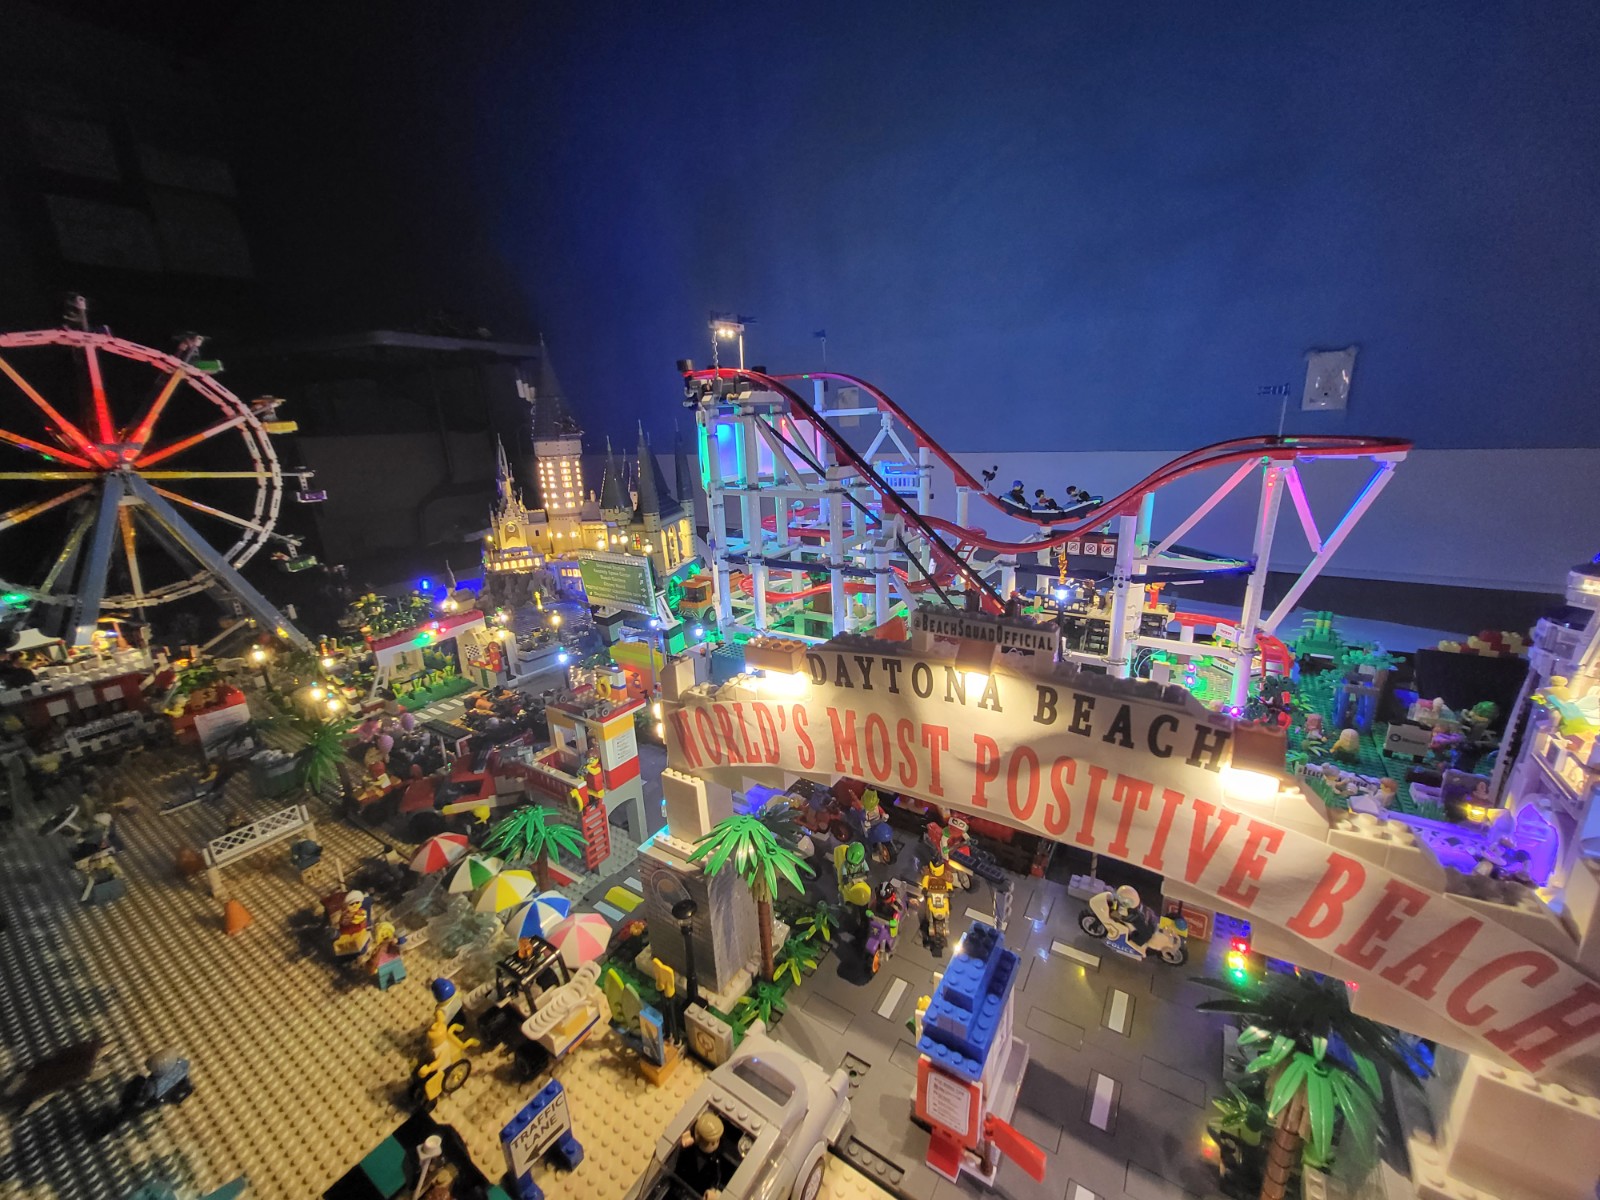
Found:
531,384 -> 585,518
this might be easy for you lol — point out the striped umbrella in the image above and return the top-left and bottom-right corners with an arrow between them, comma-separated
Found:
447,855 -> 503,894
473,868 -> 538,913
408,832 -> 469,874
548,911 -> 612,969
503,892 -> 573,940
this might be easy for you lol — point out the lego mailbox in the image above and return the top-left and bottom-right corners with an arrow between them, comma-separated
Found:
914,923 -> 1046,1187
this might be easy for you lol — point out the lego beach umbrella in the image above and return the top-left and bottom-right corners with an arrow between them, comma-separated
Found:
447,854 -> 502,894
503,892 -> 572,940
409,833 -> 469,874
549,911 -> 611,969
474,868 -> 538,913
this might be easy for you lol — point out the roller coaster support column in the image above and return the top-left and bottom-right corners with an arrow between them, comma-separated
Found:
1106,511 -> 1140,678
1230,461 -> 1284,711
829,478 -> 850,636
813,379 -> 833,528
742,410 -> 768,629
955,485 -> 970,528
698,406 -> 734,626
917,445 -> 933,515
874,542 -> 892,627
998,557 -> 1017,600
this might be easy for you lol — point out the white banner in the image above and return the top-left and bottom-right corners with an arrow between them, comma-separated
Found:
667,644 -> 1600,1082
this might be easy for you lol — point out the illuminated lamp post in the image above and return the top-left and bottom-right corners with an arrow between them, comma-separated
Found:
250,644 -> 273,691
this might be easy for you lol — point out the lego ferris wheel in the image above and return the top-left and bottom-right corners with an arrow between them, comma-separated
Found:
0,314 -> 310,648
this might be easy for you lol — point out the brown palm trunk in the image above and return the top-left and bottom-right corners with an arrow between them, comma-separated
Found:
535,846 -> 550,892
757,894 -> 775,981
1260,1089 -> 1306,1200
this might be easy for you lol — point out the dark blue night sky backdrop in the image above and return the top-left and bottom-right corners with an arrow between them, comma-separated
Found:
228,2 -> 1600,453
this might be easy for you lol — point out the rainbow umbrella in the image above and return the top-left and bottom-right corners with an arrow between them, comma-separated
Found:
503,892 -> 572,940
549,911 -> 612,969
474,868 -> 537,913
409,832 -> 469,874
447,854 -> 503,894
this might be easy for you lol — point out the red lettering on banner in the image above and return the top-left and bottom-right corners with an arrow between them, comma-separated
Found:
1286,853 -> 1366,939
896,719 -> 918,789
670,710 -> 702,769
754,704 -> 780,763
1335,880 -> 1429,971
1378,916 -> 1481,1000
1076,765 -> 1109,847
1183,799 -> 1241,885
1142,788 -> 1185,871
922,725 -> 948,796
1008,746 -> 1041,822
793,705 -> 815,768
828,708 -> 860,775
694,709 -> 724,766
732,704 -> 760,762
1485,984 -> 1600,1073
972,735 -> 1000,808
1106,776 -> 1152,858
1044,757 -> 1075,836
714,707 -> 745,765
863,714 -> 892,783
1447,951 -> 1557,1027
1216,820 -> 1284,909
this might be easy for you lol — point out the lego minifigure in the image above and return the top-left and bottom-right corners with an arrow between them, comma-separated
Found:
833,842 -> 871,907
676,1111 -> 728,1199
415,1010 -> 478,1106
1007,480 -> 1027,505
368,922 -> 407,990
1331,727 -> 1362,763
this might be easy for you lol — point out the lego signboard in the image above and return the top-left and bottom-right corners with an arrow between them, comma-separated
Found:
577,552 -> 655,615
666,643 -> 1600,1083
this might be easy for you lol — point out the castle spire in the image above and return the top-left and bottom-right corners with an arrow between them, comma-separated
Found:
634,421 -> 682,523
598,435 -> 627,515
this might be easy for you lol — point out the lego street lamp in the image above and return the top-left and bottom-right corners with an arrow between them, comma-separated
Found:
709,314 -> 747,371
671,896 -> 700,1008
250,645 -> 273,691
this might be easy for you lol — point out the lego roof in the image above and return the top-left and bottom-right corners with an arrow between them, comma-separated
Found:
532,385 -> 582,440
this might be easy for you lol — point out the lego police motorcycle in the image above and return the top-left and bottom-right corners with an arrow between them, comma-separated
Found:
1079,885 -> 1189,966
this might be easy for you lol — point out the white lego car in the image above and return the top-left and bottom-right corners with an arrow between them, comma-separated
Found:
625,1029 -> 852,1200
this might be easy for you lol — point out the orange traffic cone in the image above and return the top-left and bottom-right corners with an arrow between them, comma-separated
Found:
223,898 -> 253,936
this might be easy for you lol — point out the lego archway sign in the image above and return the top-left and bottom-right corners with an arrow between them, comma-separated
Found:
665,641 -> 1600,1084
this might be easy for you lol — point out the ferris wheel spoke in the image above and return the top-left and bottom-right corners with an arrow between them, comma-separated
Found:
40,504 -> 97,597
0,352 -> 106,466
135,412 -> 251,467
0,470 -> 100,481
0,483 -> 93,532
134,470 -> 268,483
117,506 -> 145,606
0,425 -> 97,470
81,342 -> 117,447
124,367 -> 188,449
151,485 -> 270,536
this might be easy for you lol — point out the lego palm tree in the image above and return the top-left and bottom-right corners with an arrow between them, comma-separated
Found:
296,717 -> 354,806
688,813 -> 815,982
483,804 -> 587,890
1197,971 -> 1422,1200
